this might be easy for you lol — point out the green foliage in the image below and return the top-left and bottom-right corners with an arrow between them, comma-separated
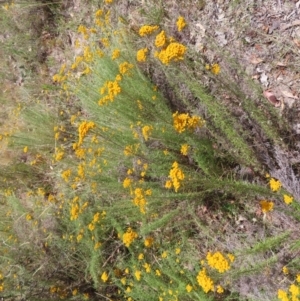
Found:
0,1 -> 299,301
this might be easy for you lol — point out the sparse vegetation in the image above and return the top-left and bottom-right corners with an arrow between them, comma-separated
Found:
1,1 -> 300,301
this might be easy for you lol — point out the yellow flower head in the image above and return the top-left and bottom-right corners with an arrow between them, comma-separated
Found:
283,194 -> 293,205
101,271 -> 109,282
122,227 -> 138,247
136,48 -> 148,62
139,25 -> 159,37
197,268 -> 214,293
119,62 -> 133,75
176,16 -> 187,31
144,237 -> 154,248
211,63 -> 220,75
155,30 -> 167,48
260,200 -> 274,213
180,144 -> 189,156
112,49 -> 120,60
155,42 -> 186,65
269,178 -> 281,192
206,251 -> 231,273
134,270 -> 141,281
282,266 -> 289,275
142,125 -> 153,141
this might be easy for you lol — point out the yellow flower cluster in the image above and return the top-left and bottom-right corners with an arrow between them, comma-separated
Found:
205,63 -> 221,75
283,194 -> 293,205
197,268 -> 214,293
98,80 -> 122,105
119,62 -> 133,75
136,48 -> 148,62
101,271 -> 109,283
172,111 -> 205,133
278,274 -> 300,301
112,49 -> 120,60
144,236 -> 154,247
69,196 -> 88,221
155,30 -> 167,48
269,177 -> 281,192
78,121 -> 96,146
165,161 -> 185,192
176,16 -> 186,32
61,169 -> 71,182
52,63 -> 67,83
180,144 -> 189,156
206,251 -> 234,273
259,200 -> 274,213
155,42 -> 186,65
122,227 -> 138,247
142,125 -> 153,141
139,25 -> 159,37
132,187 -> 152,214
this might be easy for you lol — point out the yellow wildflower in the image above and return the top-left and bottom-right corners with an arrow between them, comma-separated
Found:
166,161 -> 185,192
211,63 -> 220,75
54,149 -> 64,161
206,251 -> 231,273
269,178 -> 281,192
260,200 -> 274,213
144,237 -> 154,247
112,49 -> 120,60
216,285 -> 224,294
197,268 -> 214,293
70,203 -> 80,221
122,227 -> 138,247
172,111 -> 205,133
134,270 -> 141,281
186,284 -> 193,293
26,213 -> 33,221
88,223 -> 95,231
289,284 -> 299,296
176,16 -> 186,31
282,266 -> 289,275
123,177 -> 132,188
180,144 -> 189,156
156,269 -> 161,276
77,233 -> 83,242
139,25 -> 159,37
278,289 -> 289,301
94,242 -> 101,250
161,251 -> 168,258
142,125 -> 152,141
138,253 -> 144,260
23,146 -> 28,153
95,9 -> 103,17
143,263 -> 151,273
283,194 -> 293,205
78,121 -> 96,146
136,48 -> 148,62
119,62 -> 133,75
155,42 -> 186,65
155,30 -> 167,48
101,271 -> 109,283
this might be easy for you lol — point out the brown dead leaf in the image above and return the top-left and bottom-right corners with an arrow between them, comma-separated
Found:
250,56 -> 263,65
293,38 -> 300,48
263,90 -> 281,107
254,44 -> 263,51
276,62 -> 287,67
282,90 -> 299,99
